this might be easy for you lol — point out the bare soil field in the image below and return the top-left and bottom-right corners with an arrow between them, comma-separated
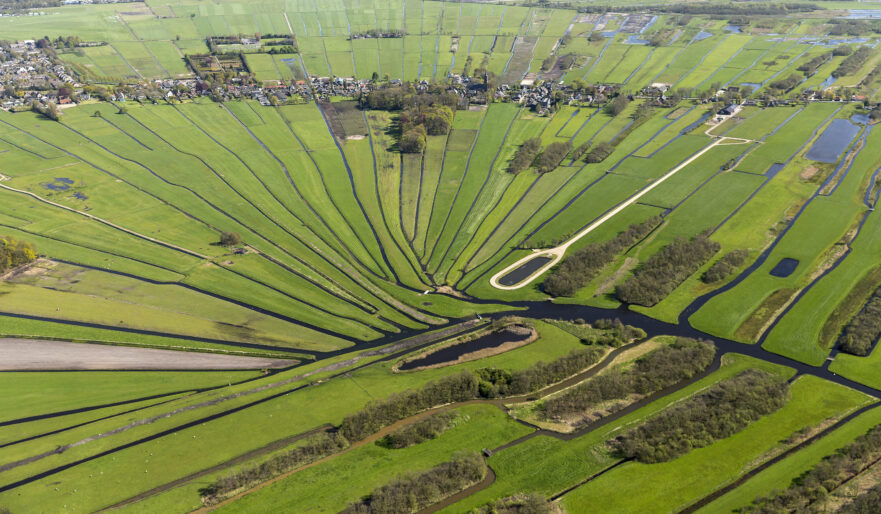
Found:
0,339 -> 295,370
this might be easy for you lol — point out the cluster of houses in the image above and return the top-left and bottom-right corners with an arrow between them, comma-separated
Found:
0,40 -> 79,109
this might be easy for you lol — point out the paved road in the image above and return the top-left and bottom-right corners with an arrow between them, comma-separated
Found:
0,339 -> 294,370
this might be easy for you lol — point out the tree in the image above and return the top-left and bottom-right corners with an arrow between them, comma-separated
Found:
220,231 -> 243,247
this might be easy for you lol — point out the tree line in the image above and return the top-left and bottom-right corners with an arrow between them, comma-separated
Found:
543,217 -> 662,297
744,423 -> 881,513
836,286 -> 881,356
377,411 -> 457,449
508,138 -> 572,174
617,233 -> 721,306
200,431 -> 348,505
0,236 -> 37,274
340,324 -> 645,440
613,369 -> 790,463
833,46 -> 874,78
703,249 -> 749,283
572,2 -> 818,15
541,338 -> 715,421
341,452 -> 485,513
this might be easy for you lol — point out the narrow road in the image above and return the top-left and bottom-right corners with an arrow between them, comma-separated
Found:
489,135 -> 753,290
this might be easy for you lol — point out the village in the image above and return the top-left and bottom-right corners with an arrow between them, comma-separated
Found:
0,35 -> 868,120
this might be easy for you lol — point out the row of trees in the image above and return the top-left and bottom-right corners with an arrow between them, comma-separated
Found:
508,139 -> 573,174
572,2 -> 816,14
702,249 -> 749,283
543,217 -> 662,297
341,333 -> 649,439
584,141 -> 614,163
833,46 -> 874,78
342,452 -> 485,513
508,138 -> 542,174
617,233 -> 721,306
361,86 -> 458,112
0,236 -> 37,274
377,411 -> 456,449
541,338 -> 715,421
745,423 -> 881,513
474,346 -> 605,398
837,286 -> 881,356
614,369 -> 790,463
200,431 -> 348,504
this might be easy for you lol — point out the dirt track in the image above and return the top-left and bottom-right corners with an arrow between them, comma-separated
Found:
0,339 -> 294,370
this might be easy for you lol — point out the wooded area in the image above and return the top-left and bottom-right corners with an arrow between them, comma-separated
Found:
541,338 -> 715,421
614,369 -> 790,463
617,233 -> 720,306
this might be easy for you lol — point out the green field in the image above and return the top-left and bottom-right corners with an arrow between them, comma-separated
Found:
5,2 -> 881,512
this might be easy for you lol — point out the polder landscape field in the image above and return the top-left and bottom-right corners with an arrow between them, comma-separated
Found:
11,0 -> 881,512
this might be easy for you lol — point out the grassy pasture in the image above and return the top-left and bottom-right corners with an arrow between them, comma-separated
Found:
561,375 -> 871,513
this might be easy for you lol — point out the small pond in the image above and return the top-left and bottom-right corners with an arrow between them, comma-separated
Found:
498,256 -> 552,287
625,35 -> 649,45
852,113 -> 871,125
770,258 -> 799,278
399,326 -> 534,370
693,30 -> 713,41
818,76 -> 837,89
805,119 -> 860,163
724,25 -> 742,33
740,82 -> 762,91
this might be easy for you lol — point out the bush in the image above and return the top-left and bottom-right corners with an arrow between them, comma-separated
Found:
702,249 -> 749,283
614,369 -> 790,463
0,236 -> 37,273
833,45 -> 854,57
341,453 -> 485,513
534,141 -> 572,173
604,95 -> 630,116
543,216 -> 661,297
746,424 -> 881,513
798,52 -> 832,75
838,287 -> 881,356
400,125 -> 427,153
542,338 -> 715,421
840,483 -> 881,513
508,138 -> 542,174
476,494 -> 561,514
219,231 -> 242,247
570,140 -> 592,162
833,46 -> 874,78
584,141 -> 614,163
340,371 -> 479,441
200,431 -> 348,504
617,233 -> 721,306
768,74 -> 802,92
377,412 -> 456,449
